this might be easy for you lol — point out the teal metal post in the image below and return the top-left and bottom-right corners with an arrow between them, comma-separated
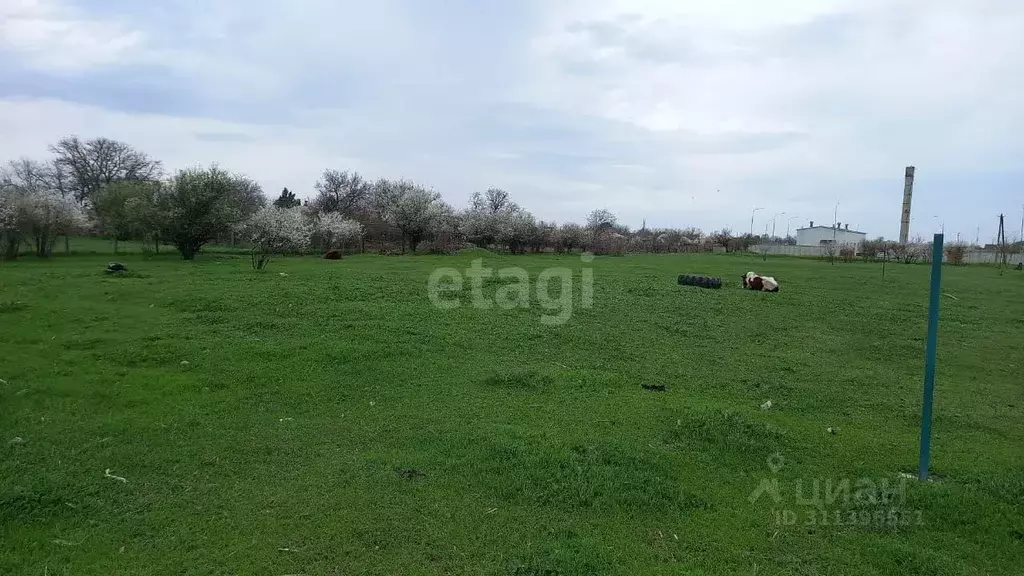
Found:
919,233 -> 943,481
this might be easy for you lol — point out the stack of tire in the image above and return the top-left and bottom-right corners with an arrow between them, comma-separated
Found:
678,274 -> 722,289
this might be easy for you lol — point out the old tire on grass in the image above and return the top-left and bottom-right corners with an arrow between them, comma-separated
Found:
677,274 -> 722,289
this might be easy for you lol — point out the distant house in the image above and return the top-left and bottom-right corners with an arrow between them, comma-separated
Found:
795,221 -> 867,247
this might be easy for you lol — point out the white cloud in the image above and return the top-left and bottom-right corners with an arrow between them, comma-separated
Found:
0,0 -> 143,70
529,0 -> 1024,175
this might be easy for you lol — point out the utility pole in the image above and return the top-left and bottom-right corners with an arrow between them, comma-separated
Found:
750,207 -> 763,236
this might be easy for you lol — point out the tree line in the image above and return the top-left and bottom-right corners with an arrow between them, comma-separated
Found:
1,135 -> 790,264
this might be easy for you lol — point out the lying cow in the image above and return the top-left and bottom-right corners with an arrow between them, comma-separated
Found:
743,271 -> 779,292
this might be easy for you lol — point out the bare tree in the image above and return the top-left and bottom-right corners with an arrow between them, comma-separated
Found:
821,241 -> 837,264
48,136 -> 162,205
944,243 -> 967,266
311,170 -> 371,217
709,228 -> 733,250
4,158 -> 52,190
586,208 -> 617,232
470,188 -> 519,214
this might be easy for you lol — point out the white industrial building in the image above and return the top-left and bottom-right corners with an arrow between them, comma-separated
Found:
795,221 -> 867,247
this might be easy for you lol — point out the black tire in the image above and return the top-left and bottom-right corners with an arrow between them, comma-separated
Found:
678,274 -> 723,289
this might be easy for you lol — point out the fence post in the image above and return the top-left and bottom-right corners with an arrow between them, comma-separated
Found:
918,233 -> 943,480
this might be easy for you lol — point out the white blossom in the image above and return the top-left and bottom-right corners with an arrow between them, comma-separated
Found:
495,210 -> 537,253
242,206 -> 312,267
313,211 -> 362,248
1,180 -> 84,257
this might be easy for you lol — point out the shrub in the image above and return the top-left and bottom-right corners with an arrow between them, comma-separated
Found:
860,238 -> 885,261
311,211 -> 362,251
591,232 -> 627,256
709,229 -> 733,250
158,166 -> 252,260
241,206 -> 311,270
416,231 -> 461,255
944,244 -> 967,266
839,245 -> 856,262
821,241 -> 837,263
554,223 -> 587,253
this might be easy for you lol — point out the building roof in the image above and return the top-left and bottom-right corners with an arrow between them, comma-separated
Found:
795,226 -> 867,235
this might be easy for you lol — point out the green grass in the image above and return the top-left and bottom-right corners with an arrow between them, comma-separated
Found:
1,251 -> 1022,575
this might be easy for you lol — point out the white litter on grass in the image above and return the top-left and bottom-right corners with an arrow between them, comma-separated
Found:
760,400 -> 773,411
9,437 -> 24,445
180,360 -> 190,366
279,272 -> 288,277
104,469 -> 128,483
279,418 -> 293,422
827,427 -> 837,435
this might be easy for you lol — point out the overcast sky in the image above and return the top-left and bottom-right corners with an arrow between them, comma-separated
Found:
1,0 -> 1022,241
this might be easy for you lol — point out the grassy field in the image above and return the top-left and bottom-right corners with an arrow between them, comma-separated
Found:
1,250 -> 1022,575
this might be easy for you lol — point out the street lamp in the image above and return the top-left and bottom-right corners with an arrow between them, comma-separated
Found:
771,212 -> 785,238
833,201 -> 840,243
786,215 -> 800,238
750,207 -> 764,236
